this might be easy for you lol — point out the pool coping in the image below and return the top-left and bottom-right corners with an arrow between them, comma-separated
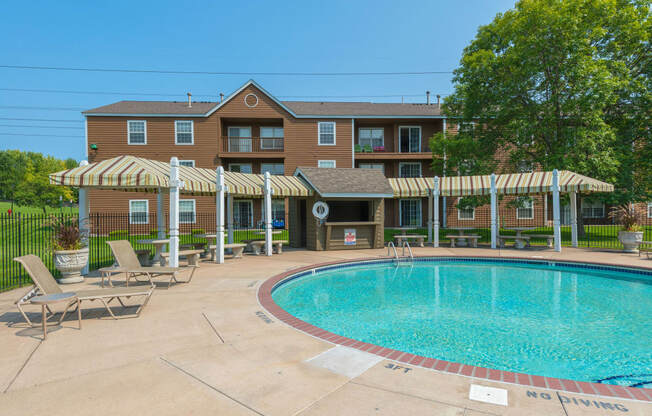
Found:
257,254 -> 652,403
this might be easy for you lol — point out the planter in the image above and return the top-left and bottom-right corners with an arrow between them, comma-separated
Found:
54,248 -> 89,284
618,230 -> 643,253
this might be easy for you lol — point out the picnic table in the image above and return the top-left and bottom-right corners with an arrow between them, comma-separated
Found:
136,239 -> 169,266
500,227 -> 536,249
394,234 -> 425,247
446,227 -> 479,248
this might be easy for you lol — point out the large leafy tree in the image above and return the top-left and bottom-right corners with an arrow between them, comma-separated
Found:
432,0 -> 650,206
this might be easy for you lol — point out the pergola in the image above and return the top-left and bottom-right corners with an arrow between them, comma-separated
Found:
50,155 -> 312,268
389,170 -> 614,251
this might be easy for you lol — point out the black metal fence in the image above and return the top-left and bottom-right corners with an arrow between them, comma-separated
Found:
0,212 -> 286,293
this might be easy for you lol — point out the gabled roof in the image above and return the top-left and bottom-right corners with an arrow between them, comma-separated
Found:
294,167 -> 394,198
83,79 -> 446,118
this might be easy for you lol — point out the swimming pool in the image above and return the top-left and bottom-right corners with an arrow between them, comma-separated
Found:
270,258 -> 652,389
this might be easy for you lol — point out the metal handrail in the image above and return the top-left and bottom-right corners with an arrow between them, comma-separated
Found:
401,240 -> 414,262
387,241 -> 399,262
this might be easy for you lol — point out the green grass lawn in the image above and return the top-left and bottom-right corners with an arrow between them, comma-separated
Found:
0,201 -> 78,215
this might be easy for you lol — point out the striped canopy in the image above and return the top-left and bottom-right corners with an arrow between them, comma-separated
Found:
390,171 -> 614,198
50,155 -> 313,197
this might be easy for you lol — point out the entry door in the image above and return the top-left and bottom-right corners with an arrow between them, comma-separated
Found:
399,127 -> 421,152
228,127 -> 252,152
233,200 -> 253,228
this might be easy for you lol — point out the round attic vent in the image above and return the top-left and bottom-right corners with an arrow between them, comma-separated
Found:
244,93 -> 258,108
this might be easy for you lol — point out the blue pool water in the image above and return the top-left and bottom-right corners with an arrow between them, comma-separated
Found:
272,259 -> 652,387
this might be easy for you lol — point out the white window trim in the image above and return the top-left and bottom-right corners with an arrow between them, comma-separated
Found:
260,126 -> 284,150
318,160 -> 336,168
227,126 -> 252,152
179,160 -> 195,167
228,163 -> 252,173
398,162 -> 422,178
358,127 -> 385,148
398,125 -> 422,153
318,121 -> 336,146
179,199 -> 196,224
129,199 -> 149,224
399,198 -> 422,227
175,120 -> 194,145
516,199 -> 534,220
127,120 -> 147,145
582,201 -> 606,218
648,202 -> 652,219
457,198 -> 475,221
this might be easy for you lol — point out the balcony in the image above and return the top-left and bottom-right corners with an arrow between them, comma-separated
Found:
220,136 -> 284,155
354,144 -> 431,159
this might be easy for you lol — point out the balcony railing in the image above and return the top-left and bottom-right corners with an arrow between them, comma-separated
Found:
222,136 -> 284,153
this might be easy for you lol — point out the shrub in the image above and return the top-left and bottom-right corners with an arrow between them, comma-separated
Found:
191,228 -> 205,235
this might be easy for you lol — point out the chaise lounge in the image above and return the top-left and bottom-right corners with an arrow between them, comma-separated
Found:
107,240 -> 197,288
14,254 -> 154,325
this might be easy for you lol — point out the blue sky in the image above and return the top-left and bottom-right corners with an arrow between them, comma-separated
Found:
0,0 -> 515,161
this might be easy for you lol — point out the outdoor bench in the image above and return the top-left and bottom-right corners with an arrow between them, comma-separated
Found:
498,235 -> 531,249
446,235 -> 480,248
639,241 -> 652,259
528,234 -> 554,248
394,234 -> 425,247
134,249 -> 151,266
208,243 -> 247,259
160,249 -> 203,267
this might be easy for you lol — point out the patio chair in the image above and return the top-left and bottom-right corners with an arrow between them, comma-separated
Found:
13,254 -> 153,325
107,240 -> 196,288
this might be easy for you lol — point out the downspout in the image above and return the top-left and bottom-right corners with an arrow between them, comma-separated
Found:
351,118 -> 355,168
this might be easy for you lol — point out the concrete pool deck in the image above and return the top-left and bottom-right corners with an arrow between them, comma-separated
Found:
0,246 -> 650,415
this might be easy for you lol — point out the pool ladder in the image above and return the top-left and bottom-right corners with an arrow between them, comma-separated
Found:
387,241 -> 414,265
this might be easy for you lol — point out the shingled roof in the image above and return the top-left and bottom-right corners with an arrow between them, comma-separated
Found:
283,101 -> 442,116
294,167 -> 394,198
83,100 -> 217,115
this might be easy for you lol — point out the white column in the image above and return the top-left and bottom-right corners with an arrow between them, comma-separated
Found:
227,194 -> 234,244
442,119 -> 447,228
490,173 -> 498,249
552,169 -> 562,252
157,189 -> 166,241
215,166 -> 225,264
264,172 -> 273,256
427,191 -> 433,244
169,157 -> 181,267
433,176 -> 440,248
78,160 -> 90,275
570,191 -> 578,247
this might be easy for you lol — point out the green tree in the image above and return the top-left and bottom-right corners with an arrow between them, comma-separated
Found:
432,0 -> 650,232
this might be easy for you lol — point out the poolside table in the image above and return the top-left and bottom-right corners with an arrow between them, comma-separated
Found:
503,227 -> 536,249
136,239 -> 169,266
447,227 -> 476,247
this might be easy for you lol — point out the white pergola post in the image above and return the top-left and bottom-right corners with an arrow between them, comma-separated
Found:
168,157 -> 180,267
570,191 -> 578,247
427,191 -> 433,244
433,176 -> 440,248
552,169 -> 562,252
227,194 -> 234,244
215,166 -> 225,264
490,173 -> 498,249
157,189 -> 166,241
264,172 -> 273,256
78,160 -> 89,275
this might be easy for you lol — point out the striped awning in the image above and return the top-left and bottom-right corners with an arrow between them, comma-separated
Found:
390,171 -> 614,197
50,155 -> 313,197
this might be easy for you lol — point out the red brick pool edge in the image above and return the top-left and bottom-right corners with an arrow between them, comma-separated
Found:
257,255 -> 652,403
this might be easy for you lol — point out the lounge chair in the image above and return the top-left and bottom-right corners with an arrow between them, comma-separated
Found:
107,240 -> 196,288
14,254 -> 153,325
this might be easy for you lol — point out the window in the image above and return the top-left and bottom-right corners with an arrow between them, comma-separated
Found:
175,120 -> 193,144
648,202 -> 652,218
318,160 -> 336,168
260,127 -> 284,150
318,122 -> 336,145
129,200 -> 149,224
518,161 -> 533,173
261,163 -> 284,175
399,126 -> 421,152
399,199 -> 422,227
228,126 -> 252,152
582,200 -> 605,218
399,162 -> 421,178
229,163 -> 252,173
127,120 -> 146,144
179,160 -> 195,167
516,197 -> 534,220
262,200 -> 286,224
457,198 -> 475,220
359,128 -> 384,149
179,200 -> 196,224
233,200 -> 253,228
359,163 -> 384,174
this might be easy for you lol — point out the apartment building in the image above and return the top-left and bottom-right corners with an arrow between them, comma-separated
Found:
83,80 -> 456,228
